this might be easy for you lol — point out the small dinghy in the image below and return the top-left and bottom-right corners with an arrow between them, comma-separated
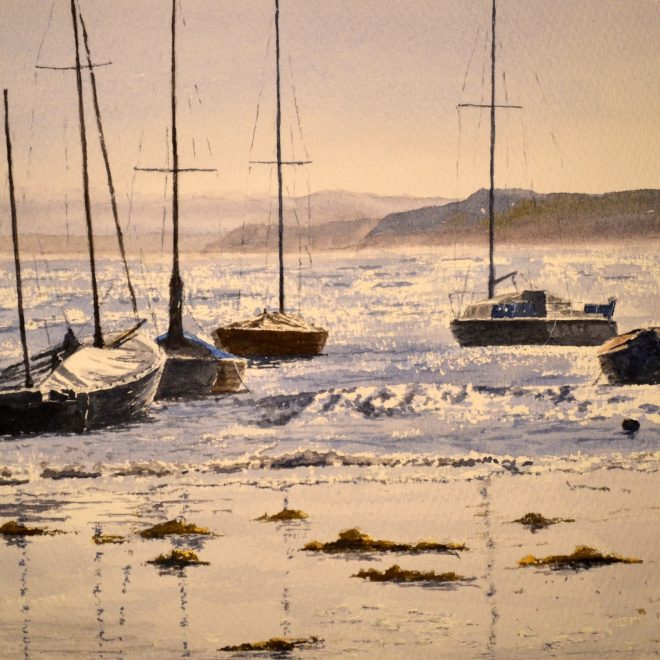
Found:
597,327 -> 660,385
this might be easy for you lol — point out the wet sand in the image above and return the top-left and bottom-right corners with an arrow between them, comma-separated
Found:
1,459 -> 658,658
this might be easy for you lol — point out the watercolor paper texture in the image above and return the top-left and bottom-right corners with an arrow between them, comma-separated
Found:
0,0 -> 658,657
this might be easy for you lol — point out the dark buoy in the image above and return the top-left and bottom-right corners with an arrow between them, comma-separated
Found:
622,418 -> 640,433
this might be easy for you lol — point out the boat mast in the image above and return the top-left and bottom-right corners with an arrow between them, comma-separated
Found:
78,10 -> 138,318
166,0 -> 185,347
488,0 -> 497,300
3,90 -> 33,388
275,0 -> 285,314
70,0 -> 103,348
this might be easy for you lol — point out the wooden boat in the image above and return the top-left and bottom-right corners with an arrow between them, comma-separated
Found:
0,5 -> 164,435
597,327 -> 660,385
213,0 -> 328,359
213,311 -> 328,359
451,290 -> 617,347
1,328 -> 164,436
140,0 -> 246,398
155,331 -> 245,397
450,0 -> 617,347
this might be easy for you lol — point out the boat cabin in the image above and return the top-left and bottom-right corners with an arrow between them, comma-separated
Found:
459,290 -> 615,321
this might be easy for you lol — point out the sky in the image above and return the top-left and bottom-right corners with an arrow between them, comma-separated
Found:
0,0 -> 658,219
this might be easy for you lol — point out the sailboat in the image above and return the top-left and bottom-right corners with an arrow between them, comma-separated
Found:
449,0 -> 618,347
0,6 -> 163,436
212,0 -> 328,359
143,0 -> 246,398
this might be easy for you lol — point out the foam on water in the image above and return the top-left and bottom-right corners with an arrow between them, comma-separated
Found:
0,245 -> 658,478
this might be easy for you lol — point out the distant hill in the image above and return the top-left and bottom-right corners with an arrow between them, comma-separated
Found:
0,189 -> 451,253
362,189 -> 660,247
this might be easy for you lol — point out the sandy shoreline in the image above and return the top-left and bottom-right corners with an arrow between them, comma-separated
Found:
0,459 -> 658,658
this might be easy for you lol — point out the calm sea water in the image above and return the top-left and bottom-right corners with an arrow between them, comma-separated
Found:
0,244 -> 658,475
0,244 -> 659,658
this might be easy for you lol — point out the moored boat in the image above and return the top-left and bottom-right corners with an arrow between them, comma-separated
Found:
0,73 -> 163,435
451,290 -> 617,346
155,331 -> 245,398
213,311 -> 328,359
213,0 -> 327,359
597,327 -> 660,385
450,0 -> 617,347
139,0 -> 246,398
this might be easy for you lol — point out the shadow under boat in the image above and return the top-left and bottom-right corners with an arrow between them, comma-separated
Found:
450,289 -> 618,347
597,327 -> 660,385
155,331 -> 246,399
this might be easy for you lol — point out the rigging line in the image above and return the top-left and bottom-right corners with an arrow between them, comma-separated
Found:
35,237 -> 71,329
455,107 -> 463,203
78,8 -> 139,318
501,65 -> 510,189
287,54 -> 310,161
131,225 -> 160,331
125,128 -> 144,235
263,164 -> 276,300
461,24 -> 482,94
533,70 -> 565,172
249,34 -> 274,156
476,35 -> 489,134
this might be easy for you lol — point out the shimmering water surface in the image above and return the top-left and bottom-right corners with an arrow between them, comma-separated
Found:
0,245 -> 658,658
1,245 -> 658,470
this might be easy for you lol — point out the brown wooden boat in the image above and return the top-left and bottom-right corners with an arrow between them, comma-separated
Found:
213,311 -> 327,358
214,2 -> 328,359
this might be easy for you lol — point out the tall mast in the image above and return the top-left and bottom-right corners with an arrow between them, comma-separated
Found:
4,89 -> 32,388
71,0 -> 103,348
78,10 -> 138,318
275,0 -> 285,314
166,0 -> 184,347
487,0 -> 497,299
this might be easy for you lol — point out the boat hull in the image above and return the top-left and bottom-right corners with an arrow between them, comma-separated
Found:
0,331 -> 164,436
450,318 -> 618,347
0,389 -> 85,435
155,332 -> 246,399
156,353 -> 246,398
213,327 -> 328,358
597,328 -> 660,385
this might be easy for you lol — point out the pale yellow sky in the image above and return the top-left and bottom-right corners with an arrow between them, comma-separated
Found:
0,0 -> 658,215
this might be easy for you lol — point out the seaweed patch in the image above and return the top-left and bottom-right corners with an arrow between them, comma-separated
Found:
0,520 -> 63,536
353,564 -> 467,583
512,512 -> 575,533
255,507 -> 309,522
92,533 -> 126,545
147,549 -> 209,568
219,636 -> 323,652
302,527 -> 466,554
518,545 -> 642,570
138,517 -> 214,539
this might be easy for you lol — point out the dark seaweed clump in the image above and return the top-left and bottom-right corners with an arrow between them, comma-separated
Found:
219,636 -> 322,652
0,520 -> 62,537
138,518 -> 214,539
512,512 -> 575,533
256,508 -> 309,522
147,549 -> 209,568
519,545 -> 642,570
92,534 -> 126,545
302,528 -> 466,555
353,564 -> 466,584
